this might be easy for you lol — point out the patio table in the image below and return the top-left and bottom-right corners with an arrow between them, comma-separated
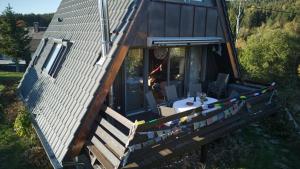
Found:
172,97 -> 218,115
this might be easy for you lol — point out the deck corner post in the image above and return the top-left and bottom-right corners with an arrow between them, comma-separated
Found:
200,144 -> 208,163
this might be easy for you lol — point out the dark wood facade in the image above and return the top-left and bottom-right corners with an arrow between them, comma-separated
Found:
127,1 -> 224,47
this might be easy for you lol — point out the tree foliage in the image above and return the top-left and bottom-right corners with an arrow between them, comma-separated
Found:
0,5 -> 31,71
15,13 -> 53,27
13,109 -> 32,138
240,28 -> 294,83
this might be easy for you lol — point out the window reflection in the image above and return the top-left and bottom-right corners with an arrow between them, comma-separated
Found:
148,47 -> 186,101
169,47 -> 186,97
125,49 -> 144,113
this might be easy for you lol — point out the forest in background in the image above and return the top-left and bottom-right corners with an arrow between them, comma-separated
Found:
14,13 -> 53,27
227,0 -> 299,111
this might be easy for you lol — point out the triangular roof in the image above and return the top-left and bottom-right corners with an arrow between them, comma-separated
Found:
19,0 -> 240,168
19,0 -> 137,167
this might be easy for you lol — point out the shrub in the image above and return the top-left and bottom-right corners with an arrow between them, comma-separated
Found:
14,109 -> 32,138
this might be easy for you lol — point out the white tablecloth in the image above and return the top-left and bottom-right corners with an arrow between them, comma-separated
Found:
173,97 -> 218,114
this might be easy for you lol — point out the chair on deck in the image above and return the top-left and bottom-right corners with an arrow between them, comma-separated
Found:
159,106 -> 176,117
189,83 -> 202,97
145,91 -> 160,114
164,85 -> 179,105
208,73 -> 229,98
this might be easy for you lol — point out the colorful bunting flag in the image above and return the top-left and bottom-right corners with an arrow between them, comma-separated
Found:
240,96 -> 247,100
218,112 -> 225,120
212,115 -> 218,123
207,117 -> 213,125
199,120 -> 206,127
194,122 -> 200,130
224,109 -> 231,118
157,130 -> 164,137
180,116 -> 188,123
147,132 -> 154,139
135,120 -> 145,126
155,137 -> 162,142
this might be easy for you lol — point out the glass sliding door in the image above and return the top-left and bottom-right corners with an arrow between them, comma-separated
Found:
169,47 -> 186,97
125,49 -> 145,114
148,47 -> 187,100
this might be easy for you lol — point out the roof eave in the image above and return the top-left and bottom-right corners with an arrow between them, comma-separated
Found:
18,93 -> 63,169
30,116 -> 63,169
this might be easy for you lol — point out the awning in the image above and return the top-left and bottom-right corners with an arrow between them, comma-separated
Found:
147,37 -> 224,47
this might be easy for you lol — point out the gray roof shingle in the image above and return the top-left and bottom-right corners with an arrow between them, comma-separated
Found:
18,0 -> 135,167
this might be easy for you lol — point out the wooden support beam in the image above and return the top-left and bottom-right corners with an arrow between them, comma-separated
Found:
200,145 -> 207,163
216,0 -> 240,79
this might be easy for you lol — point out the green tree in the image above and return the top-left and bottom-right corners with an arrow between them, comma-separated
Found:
0,5 -> 31,71
240,27 -> 294,83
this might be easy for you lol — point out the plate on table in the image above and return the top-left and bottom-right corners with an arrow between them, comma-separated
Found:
186,102 -> 194,106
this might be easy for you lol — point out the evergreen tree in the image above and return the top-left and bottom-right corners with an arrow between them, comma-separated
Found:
0,5 -> 31,71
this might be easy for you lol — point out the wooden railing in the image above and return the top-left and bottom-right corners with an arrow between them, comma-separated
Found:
87,106 -> 135,169
87,83 -> 277,168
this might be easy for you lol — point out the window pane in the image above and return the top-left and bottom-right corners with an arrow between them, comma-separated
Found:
126,49 -> 144,113
44,43 -> 62,73
169,47 -> 186,97
148,48 -> 168,102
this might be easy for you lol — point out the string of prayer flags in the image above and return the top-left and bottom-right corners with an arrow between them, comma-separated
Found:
200,120 -> 206,128
148,119 -> 157,124
161,134 -> 168,140
194,122 -> 200,130
165,129 -> 172,136
155,137 -> 162,142
180,116 -> 188,123
135,120 -> 145,126
193,121 -> 206,130
224,109 -> 231,118
230,98 -> 237,102
172,127 -> 181,135
139,82 -> 275,129
214,103 -> 222,108
187,115 -> 193,122
207,117 -> 213,125
147,132 -> 154,139
240,96 -> 247,100
165,121 -> 172,126
212,115 -> 218,123
157,130 -> 164,137
218,112 -> 225,120
261,89 -> 268,94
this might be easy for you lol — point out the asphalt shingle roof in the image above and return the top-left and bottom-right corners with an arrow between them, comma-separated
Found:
18,0 -> 135,167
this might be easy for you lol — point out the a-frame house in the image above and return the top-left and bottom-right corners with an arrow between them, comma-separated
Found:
19,0 -> 278,168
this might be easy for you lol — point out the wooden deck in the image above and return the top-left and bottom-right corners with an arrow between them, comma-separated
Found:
86,83 -> 278,169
